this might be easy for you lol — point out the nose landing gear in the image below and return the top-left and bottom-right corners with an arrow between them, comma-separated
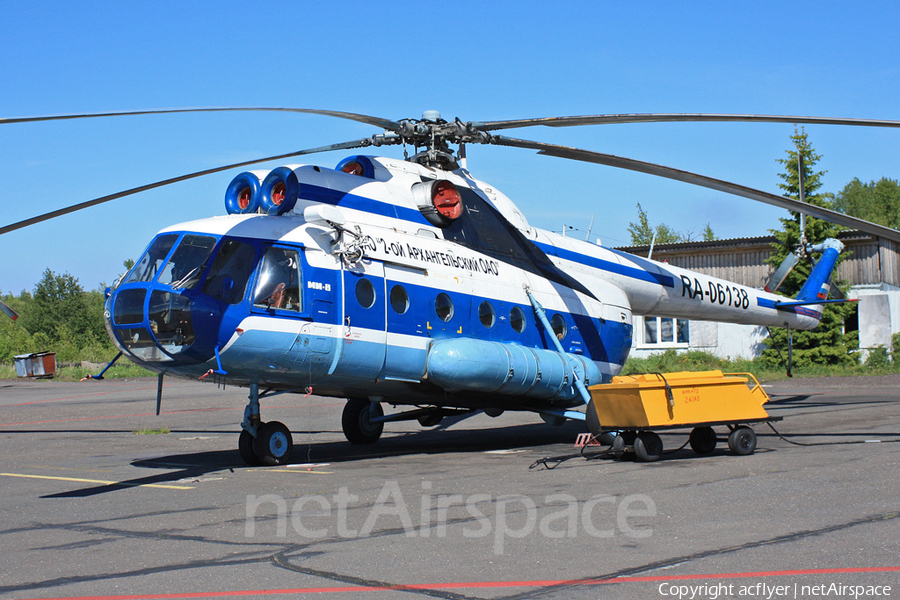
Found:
239,383 -> 294,466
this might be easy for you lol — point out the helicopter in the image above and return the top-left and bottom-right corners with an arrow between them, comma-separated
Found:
3,107 -> 900,466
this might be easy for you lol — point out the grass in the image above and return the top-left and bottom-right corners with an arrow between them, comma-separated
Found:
621,349 -> 900,382
3,350 -> 897,383
132,427 -> 170,435
0,361 -> 153,381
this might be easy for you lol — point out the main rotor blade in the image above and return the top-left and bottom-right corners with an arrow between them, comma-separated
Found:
0,298 -> 18,321
0,138 -> 375,236
475,113 -> 900,132
0,107 -> 403,132
492,135 -> 900,244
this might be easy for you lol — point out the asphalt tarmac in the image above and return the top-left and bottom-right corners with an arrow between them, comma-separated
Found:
1,374 -> 899,600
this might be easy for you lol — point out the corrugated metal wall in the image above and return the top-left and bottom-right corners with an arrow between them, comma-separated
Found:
617,233 -> 900,288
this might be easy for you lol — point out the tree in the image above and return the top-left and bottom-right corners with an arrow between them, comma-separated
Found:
833,177 -> 900,229
759,128 -> 857,368
0,291 -> 35,362
627,203 -> 686,245
21,269 -> 109,354
701,223 -> 716,241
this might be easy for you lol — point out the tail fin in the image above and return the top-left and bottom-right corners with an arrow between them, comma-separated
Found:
774,238 -> 849,309
795,238 -> 842,303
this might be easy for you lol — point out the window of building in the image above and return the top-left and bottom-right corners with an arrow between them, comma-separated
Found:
638,316 -> 690,347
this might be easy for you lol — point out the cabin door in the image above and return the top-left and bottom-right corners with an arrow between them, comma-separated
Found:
333,259 -> 387,380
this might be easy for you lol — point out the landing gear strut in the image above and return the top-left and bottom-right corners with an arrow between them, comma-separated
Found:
239,383 -> 294,466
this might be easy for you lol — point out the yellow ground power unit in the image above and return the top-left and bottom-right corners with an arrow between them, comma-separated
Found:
587,370 -> 779,462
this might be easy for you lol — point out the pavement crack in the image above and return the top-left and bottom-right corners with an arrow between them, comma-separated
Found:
0,552 -> 279,595
491,509 -> 900,600
272,546 -> 487,600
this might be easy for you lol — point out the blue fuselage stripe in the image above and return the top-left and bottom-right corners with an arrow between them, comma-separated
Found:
298,182 -> 429,224
756,297 -> 821,318
301,183 -> 676,289
535,242 -> 675,287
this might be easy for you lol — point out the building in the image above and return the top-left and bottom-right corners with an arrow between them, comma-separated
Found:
616,231 -> 900,360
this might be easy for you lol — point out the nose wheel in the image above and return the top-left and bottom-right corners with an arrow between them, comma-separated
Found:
239,420 -> 294,466
238,383 -> 294,466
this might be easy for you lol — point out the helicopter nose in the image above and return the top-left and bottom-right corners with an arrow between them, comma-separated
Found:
106,285 -> 214,365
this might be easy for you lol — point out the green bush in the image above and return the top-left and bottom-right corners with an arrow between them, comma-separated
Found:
865,346 -> 892,369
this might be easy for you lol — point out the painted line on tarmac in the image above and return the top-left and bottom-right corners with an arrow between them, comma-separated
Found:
10,565 -> 900,599
5,386 -> 160,407
254,468 -> 334,474
0,406 -> 238,427
0,472 -> 194,490
0,401 -> 344,428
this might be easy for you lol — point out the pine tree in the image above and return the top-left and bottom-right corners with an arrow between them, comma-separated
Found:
627,203 -> 685,245
759,128 -> 858,369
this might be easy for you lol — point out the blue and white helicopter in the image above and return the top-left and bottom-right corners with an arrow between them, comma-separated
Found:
4,108 -> 900,465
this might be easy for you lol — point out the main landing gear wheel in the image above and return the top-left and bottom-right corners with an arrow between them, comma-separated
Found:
253,421 -> 294,465
342,399 -> 384,444
689,426 -> 717,455
239,429 -> 262,466
634,431 -> 663,462
417,414 -> 444,427
728,426 -> 757,455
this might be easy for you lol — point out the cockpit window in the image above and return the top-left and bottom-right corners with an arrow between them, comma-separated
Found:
253,247 -> 302,311
125,234 -> 177,284
202,239 -> 257,304
158,235 -> 217,290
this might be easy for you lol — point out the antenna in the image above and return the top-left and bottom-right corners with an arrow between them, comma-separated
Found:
798,152 -> 807,248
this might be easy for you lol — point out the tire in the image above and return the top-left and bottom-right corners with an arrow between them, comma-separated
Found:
689,426 -> 717,455
253,421 -> 293,465
634,431 -> 663,462
342,399 -> 384,444
585,402 -> 602,436
417,413 -> 443,427
727,426 -> 757,455
238,429 -> 262,466
585,403 -> 618,444
612,433 -> 626,459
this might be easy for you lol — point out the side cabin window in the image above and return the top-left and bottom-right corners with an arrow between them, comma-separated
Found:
253,247 -> 302,311
202,239 -> 257,305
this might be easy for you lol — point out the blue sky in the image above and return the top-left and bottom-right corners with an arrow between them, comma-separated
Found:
2,1 -> 900,294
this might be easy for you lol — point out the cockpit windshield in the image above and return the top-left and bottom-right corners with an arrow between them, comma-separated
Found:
124,233 -> 217,289
125,234 -> 177,285
158,235 -> 217,289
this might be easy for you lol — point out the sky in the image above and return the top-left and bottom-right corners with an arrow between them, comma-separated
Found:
2,1 -> 900,294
